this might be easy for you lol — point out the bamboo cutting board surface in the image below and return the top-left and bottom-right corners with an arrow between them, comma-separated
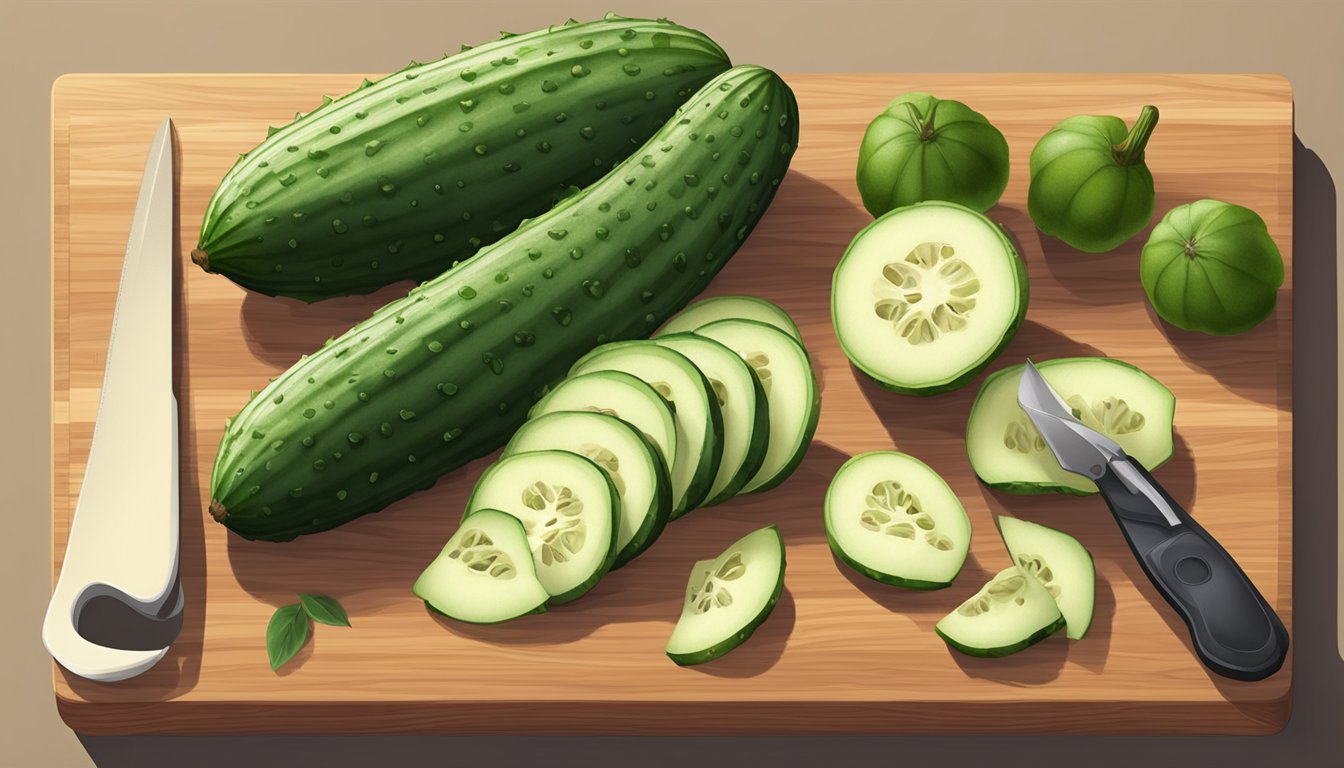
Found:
52,73 -> 1293,734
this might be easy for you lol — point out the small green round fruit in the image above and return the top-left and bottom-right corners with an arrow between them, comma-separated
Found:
856,93 -> 1010,216
1140,199 -> 1284,335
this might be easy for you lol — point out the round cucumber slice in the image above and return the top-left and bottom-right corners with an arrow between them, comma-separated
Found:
996,516 -> 1095,640
529,370 -> 677,489
464,450 -> 618,604
570,342 -> 723,518
666,525 -> 786,666
935,565 -> 1066,657
824,451 -> 970,589
657,295 -> 802,341
654,334 -> 770,506
966,357 -> 1175,495
504,411 -> 672,569
832,201 -> 1028,394
694,319 -> 819,494
413,509 -> 549,624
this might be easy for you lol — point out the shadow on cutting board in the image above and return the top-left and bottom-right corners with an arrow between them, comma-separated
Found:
238,281 -> 411,369
1146,297 -> 1286,410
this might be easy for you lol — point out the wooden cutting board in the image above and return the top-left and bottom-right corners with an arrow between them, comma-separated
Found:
51,73 -> 1293,735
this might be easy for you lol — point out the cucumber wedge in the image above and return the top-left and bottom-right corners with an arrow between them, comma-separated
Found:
997,516 -> 1095,640
666,525 -> 786,666
464,451 -> 618,604
504,411 -> 672,568
413,509 -> 549,624
570,342 -> 723,518
832,201 -> 1028,394
966,357 -> 1175,495
825,452 -> 970,589
653,334 -> 770,506
657,295 -> 802,342
694,319 -> 819,493
935,565 -> 1066,657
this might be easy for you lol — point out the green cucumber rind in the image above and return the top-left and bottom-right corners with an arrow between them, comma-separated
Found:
935,613 -> 1066,658
423,600 -> 548,625
827,544 -> 954,590
832,204 -> 1029,395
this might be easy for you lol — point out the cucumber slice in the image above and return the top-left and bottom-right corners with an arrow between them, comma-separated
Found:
666,525 -> 786,666
570,342 -> 723,518
657,295 -> 803,342
694,319 -> 819,493
831,201 -> 1028,394
966,357 -> 1175,495
504,411 -> 672,568
824,451 -> 970,589
413,509 -> 549,624
529,370 -> 677,489
653,334 -> 770,506
463,450 -> 618,604
935,565 -> 1066,657
997,516 -> 1095,640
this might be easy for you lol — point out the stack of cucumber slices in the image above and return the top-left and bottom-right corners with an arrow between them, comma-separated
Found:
414,296 -> 816,663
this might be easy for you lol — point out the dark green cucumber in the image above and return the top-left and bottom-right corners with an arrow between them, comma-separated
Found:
208,65 -> 799,541
193,14 -> 730,301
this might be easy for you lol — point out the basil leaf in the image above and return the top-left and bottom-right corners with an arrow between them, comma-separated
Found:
266,604 -> 310,671
300,593 -> 351,627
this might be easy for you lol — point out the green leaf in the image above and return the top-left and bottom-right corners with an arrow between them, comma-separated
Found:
267,604 -> 310,672
300,593 -> 351,627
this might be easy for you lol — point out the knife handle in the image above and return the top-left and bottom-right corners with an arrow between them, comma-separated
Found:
1095,457 -> 1288,681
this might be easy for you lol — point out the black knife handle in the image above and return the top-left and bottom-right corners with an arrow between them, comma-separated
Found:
1094,456 -> 1288,681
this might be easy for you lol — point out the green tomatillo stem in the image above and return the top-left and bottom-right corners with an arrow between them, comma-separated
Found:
902,100 -> 940,141
1114,105 -> 1159,166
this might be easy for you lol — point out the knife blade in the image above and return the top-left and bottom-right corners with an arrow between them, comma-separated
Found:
43,118 -> 181,682
1016,359 -> 1288,681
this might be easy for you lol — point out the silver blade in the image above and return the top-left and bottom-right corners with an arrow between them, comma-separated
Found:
1017,359 -> 1125,480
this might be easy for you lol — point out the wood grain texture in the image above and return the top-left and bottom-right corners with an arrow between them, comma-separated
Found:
51,73 -> 1293,734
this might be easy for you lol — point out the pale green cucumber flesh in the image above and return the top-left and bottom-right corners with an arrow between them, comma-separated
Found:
653,333 -> 769,506
413,508 -> 549,624
666,525 -> 786,666
935,565 -> 1066,657
693,319 -> 818,493
966,357 -> 1175,495
657,295 -> 802,341
996,516 -> 1095,640
503,410 -> 671,568
570,342 -> 723,518
463,450 -> 619,604
824,451 -> 970,589
831,201 -> 1028,395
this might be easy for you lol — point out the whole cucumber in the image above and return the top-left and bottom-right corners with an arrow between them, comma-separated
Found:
209,65 -> 799,541
193,14 -> 730,301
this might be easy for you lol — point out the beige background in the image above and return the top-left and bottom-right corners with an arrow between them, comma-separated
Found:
3,0 -> 1340,765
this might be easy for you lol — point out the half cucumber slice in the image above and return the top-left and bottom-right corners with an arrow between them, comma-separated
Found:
503,411 -> 672,569
464,450 -> 619,604
657,295 -> 803,342
654,333 -> 770,506
570,342 -> 723,518
413,509 -> 549,624
832,201 -> 1028,394
666,525 -> 786,666
529,370 -> 677,488
825,451 -> 970,589
997,516 -> 1095,640
935,565 -> 1066,658
694,319 -> 819,494
966,357 -> 1175,495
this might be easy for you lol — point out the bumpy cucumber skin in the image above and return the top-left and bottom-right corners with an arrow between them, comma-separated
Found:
209,65 -> 799,541
194,15 -> 731,301
666,525 -> 786,667
935,613 -> 1066,658
833,202 -> 1029,396
967,357 -> 1175,495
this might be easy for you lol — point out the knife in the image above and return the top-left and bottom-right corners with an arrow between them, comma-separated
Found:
1016,359 -> 1288,681
43,118 -> 182,682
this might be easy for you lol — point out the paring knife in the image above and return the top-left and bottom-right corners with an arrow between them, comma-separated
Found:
1017,359 -> 1287,681
43,118 -> 182,682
